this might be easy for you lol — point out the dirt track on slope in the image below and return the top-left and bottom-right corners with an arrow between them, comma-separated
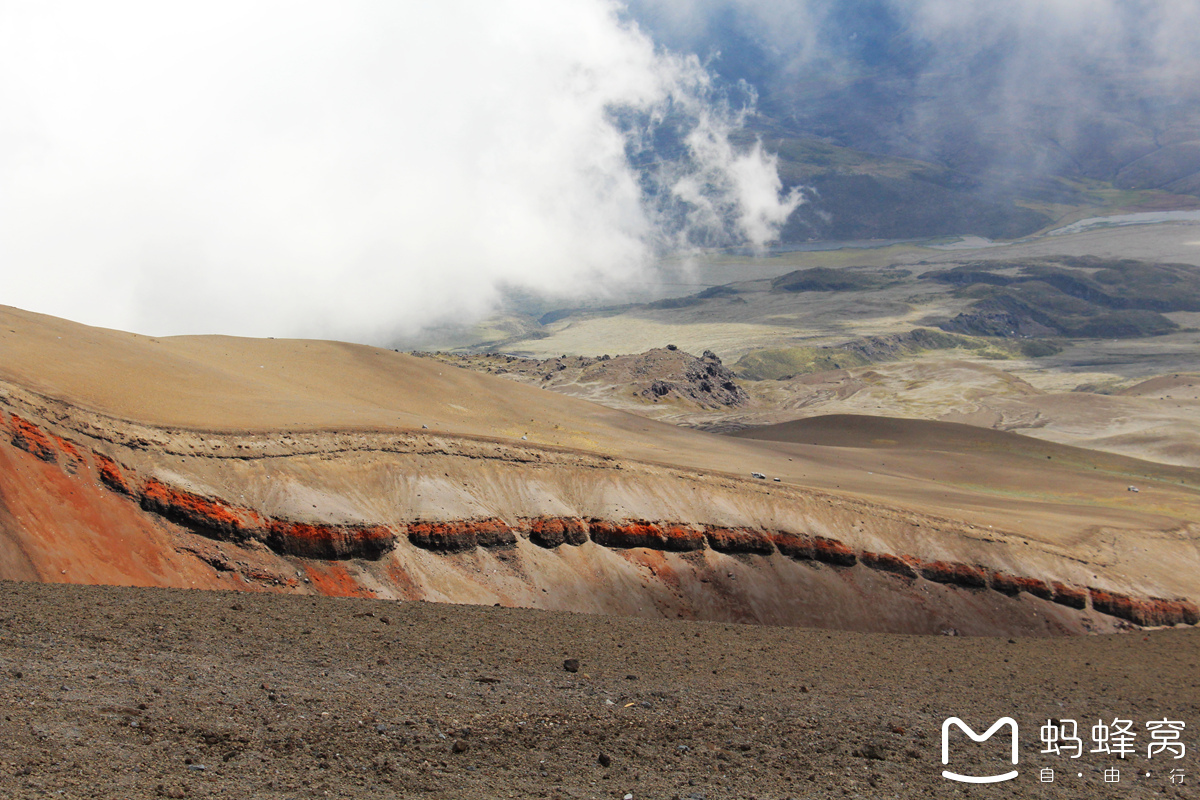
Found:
0,581 -> 1196,800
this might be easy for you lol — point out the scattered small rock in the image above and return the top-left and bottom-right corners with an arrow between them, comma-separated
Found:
855,742 -> 887,760
452,739 -> 469,754
563,658 -> 580,673
598,752 -> 611,768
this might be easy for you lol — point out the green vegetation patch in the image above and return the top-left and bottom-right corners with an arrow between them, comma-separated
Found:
733,328 -> 1061,381
734,347 -> 872,381
645,296 -> 705,310
931,256 -> 1200,339
772,267 -> 911,293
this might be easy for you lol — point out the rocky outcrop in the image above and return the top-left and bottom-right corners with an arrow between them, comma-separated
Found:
3,408 -> 1197,630
140,478 -> 263,543
589,520 -> 704,552
1052,581 -> 1089,610
94,452 -> 133,495
407,520 -> 516,553
704,526 -> 775,555
811,536 -> 859,567
265,521 -> 397,560
8,414 -> 58,462
921,561 -> 988,589
634,350 -> 748,409
771,532 -> 814,559
990,571 -> 1053,600
1089,588 -> 1200,627
135,478 -> 400,560
860,551 -> 919,579
4,411 -> 399,562
422,347 -> 749,410
526,517 -> 589,548
659,524 -> 707,552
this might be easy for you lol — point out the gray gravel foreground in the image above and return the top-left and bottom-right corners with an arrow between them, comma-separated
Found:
0,581 -> 1196,799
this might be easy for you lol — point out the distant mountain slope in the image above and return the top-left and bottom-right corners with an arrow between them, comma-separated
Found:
625,0 -> 1200,240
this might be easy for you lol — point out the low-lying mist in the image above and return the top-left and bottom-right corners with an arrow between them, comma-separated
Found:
0,1 -> 800,342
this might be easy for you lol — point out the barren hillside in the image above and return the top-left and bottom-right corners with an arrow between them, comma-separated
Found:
2,305 -> 1199,636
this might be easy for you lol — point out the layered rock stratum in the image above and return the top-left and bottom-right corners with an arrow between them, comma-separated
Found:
2,305 -> 1198,636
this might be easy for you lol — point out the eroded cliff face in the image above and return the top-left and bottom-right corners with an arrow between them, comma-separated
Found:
2,385 -> 1196,637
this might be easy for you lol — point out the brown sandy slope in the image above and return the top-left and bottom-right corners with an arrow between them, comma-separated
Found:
2,305 -> 1199,635
0,581 -> 1197,799
724,415 -> 1200,579
679,359 -> 1200,469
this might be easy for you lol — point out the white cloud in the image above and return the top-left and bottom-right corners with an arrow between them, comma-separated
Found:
0,0 -> 800,341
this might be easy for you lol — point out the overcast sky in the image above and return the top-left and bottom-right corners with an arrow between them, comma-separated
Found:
1,1 -> 799,340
